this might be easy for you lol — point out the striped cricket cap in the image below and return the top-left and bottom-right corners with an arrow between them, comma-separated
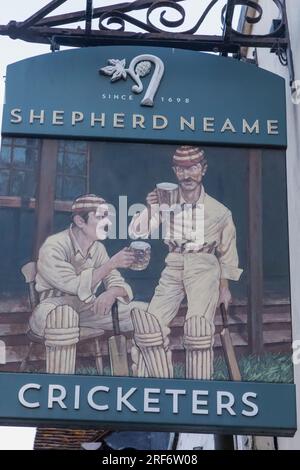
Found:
71,194 -> 106,213
172,146 -> 208,173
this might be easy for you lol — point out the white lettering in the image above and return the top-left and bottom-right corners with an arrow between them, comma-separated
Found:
242,392 -> 258,417
18,383 -> 40,409
144,388 -> 160,413
221,118 -> 236,133
48,384 -> 67,409
118,195 -> 129,240
52,110 -> 64,125
153,115 -> 168,130
217,391 -> 236,416
267,120 -> 279,135
203,117 -> 215,132
29,109 -> 45,124
87,386 -> 109,411
117,387 -> 137,412
113,113 -> 125,128
72,111 -> 84,126
165,389 -> 186,414
133,114 -> 145,129
91,112 -> 105,127
192,390 -> 209,415
10,108 -> 22,124
74,385 -> 80,410
243,119 -> 260,134
180,116 -> 195,131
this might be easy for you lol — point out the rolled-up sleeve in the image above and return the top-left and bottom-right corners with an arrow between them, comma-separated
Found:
96,246 -> 133,304
104,272 -> 133,305
216,212 -> 243,281
77,268 -> 95,303
37,242 -> 95,303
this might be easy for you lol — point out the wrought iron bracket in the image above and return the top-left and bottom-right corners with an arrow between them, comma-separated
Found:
0,0 -> 295,91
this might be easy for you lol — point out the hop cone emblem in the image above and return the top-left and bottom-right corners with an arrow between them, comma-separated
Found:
135,61 -> 151,77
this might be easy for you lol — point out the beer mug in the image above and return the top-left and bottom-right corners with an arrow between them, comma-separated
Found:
156,182 -> 179,209
129,241 -> 151,271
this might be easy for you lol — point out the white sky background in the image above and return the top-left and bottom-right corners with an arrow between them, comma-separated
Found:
0,0 -> 241,450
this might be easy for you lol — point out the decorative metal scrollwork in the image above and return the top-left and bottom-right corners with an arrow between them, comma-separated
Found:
98,0 -> 285,38
0,0 -> 287,43
0,0 -> 293,87
98,0 -> 222,35
227,0 -> 285,38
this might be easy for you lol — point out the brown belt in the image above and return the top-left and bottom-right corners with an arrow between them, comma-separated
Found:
169,241 -> 217,254
39,289 -> 70,301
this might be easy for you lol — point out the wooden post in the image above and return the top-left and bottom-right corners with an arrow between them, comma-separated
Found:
247,149 -> 264,354
33,139 -> 58,259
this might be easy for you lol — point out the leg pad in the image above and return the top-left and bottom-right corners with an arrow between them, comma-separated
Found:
131,308 -> 173,378
45,305 -> 79,374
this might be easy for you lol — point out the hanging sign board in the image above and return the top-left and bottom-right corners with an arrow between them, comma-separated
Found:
0,46 -> 296,436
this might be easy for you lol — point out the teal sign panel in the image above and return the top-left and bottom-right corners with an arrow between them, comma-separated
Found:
0,373 -> 296,436
0,46 -> 294,437
2,46 -> 286,147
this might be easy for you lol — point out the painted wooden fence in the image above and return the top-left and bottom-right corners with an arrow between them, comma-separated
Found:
0,296 -> 292,372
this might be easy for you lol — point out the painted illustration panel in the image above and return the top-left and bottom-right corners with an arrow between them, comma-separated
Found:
0,138 -> 292,385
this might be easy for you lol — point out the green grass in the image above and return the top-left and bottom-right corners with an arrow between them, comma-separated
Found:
212,353 -> 293,383
76,353 -> 293,383
76,365 -> 112,376
23,353 -> 294,383
174,362 -> 185,379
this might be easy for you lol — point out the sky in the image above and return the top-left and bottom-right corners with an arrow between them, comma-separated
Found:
0,0 -> 234,127
0,0 -> 240,450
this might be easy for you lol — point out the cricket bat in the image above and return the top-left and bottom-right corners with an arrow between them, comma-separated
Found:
108,301 -> 129,376
220,303 -> 242,381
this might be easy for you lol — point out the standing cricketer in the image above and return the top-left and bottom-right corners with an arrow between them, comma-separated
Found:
129,146 -> 243,379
